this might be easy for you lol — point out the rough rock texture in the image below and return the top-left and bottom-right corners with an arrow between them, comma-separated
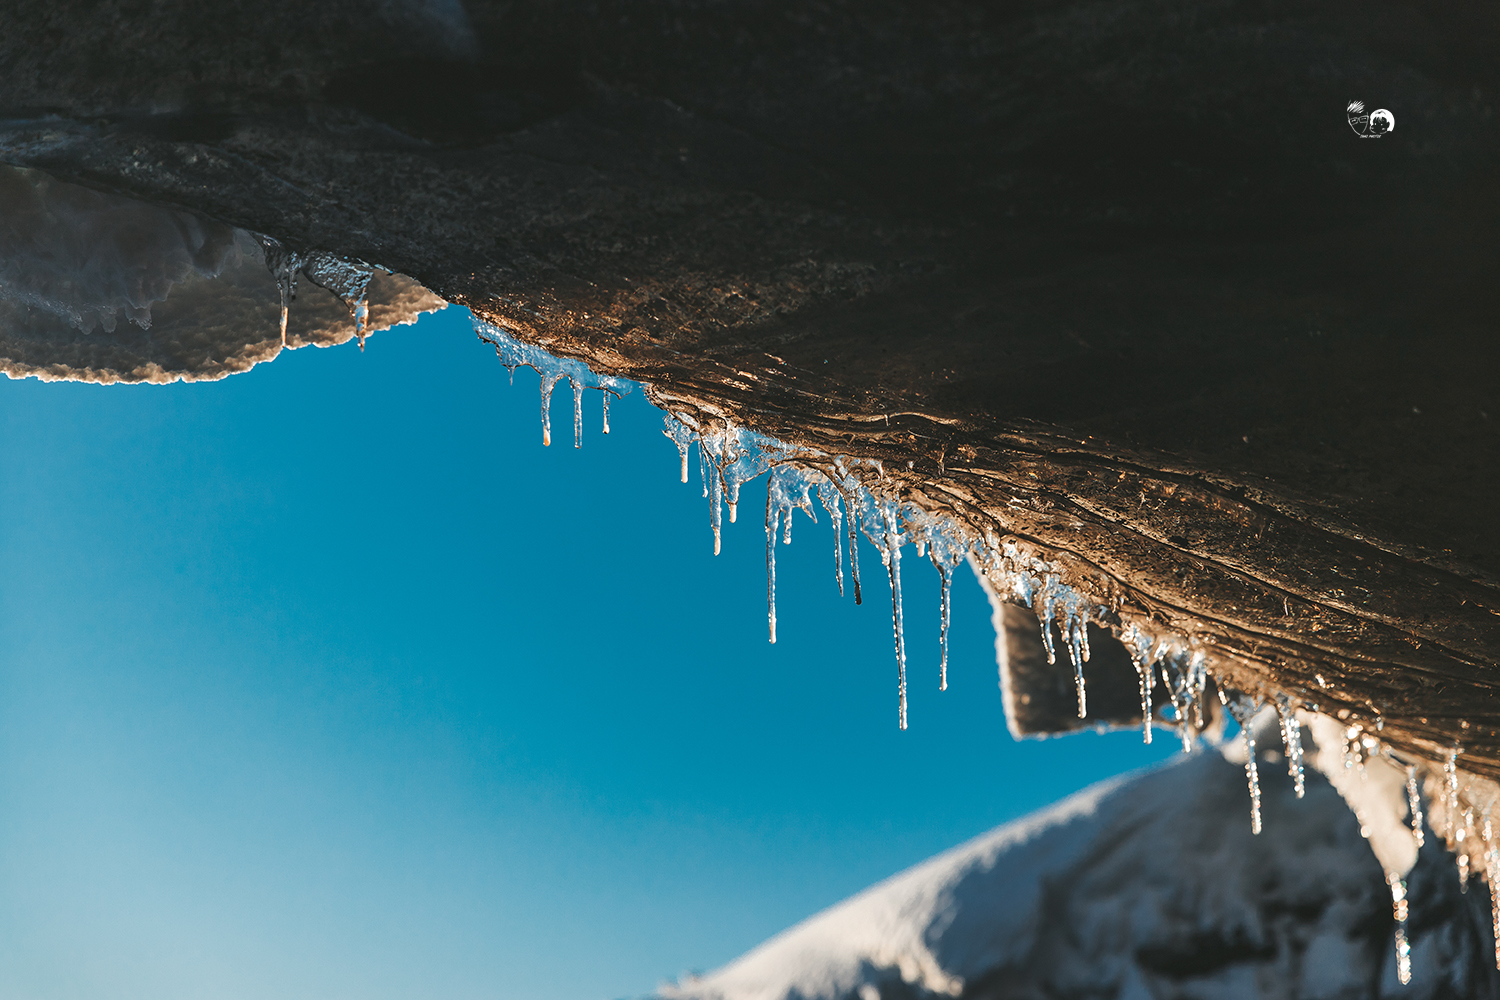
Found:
659,729 -> 1500,1000
1,0 -> 1497,772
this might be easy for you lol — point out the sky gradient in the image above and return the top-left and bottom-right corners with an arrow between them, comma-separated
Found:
0,305 -> 1177,1000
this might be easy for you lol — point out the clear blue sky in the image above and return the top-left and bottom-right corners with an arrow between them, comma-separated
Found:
0,305 -> 1176,1000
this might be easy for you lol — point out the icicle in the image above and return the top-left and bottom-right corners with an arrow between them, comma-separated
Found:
1484,813 -> 1500,971
1460,807 -> 1475,892
1275,695 -> 1304,799
698,440 -> 710,499
1131,654 -> 1153,744
1445,747 -> 1462,841
1062,600 -> 1088,719
260,241 -> 303,348
857,496 -> 910,730
1389,872 -> 1412,986
708,448 -> 723,555
1221,690 -> 1263,835
818,481 -> 845,597
353,296 -> 370,350
662,414 -> 697,482
1036,578 -> 1058,666
1185,652 -> 1208,731
933,557 -> 953,692
760,466 -> 821,642
539,372 -> 561,446
836,473 -> 863,606
1160,659 -> 1197,753
884,505 -> 908,731
301,252 -> 374,351
602,391 -> 612,434
571,378 -> 584,448
1406,765 -> 1425,848
278,272 -> 294,346
766,487 -> 779,644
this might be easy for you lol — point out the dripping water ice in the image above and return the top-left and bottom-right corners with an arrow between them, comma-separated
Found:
765,465 -> 821,644
1221,690 -> 1264,835
1486,812 -> 1500,971
1444,747 -> 1462,842
1389,871 -> 1412,985
861,493 -> 910,730
1275,694 -> 1305,799
1406,764 -> 1425,848
905,508 -> 969,692
302,252 -> 375,351
473,316 -> 631,448
260,237 -> 302,347
1120,625 -> 1157,744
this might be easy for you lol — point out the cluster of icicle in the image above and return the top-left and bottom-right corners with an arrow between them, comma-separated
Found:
1404,740 -> 1500,980
473,317 -> 632,446
258,237 -> 379,350
471,311 -> 1494,988
663,410 -> 969,731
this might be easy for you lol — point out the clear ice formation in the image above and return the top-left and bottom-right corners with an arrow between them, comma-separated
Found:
472,317 -> 632,447
258,237 -> 303,348
472,309 -> 1500,983
302,252 -> 375,350
1406,764 -> 1426,848
1121,625 -> 1156,745
1221,690 -> 1264,835
1444,748 -> 1462,842
1276,694 -> 1305,799
1487,814 -> 1500,971
1389,871 -> 1412,985
765,465 -> 820,644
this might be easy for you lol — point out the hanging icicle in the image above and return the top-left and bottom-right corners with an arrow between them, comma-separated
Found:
1445,747 -> 1462,842
1459,807 -> 1476,893
259,237 -> 303,348
1275,695 -> 1304,799
473,316 -> 631,450
1389,872 -> 1412,986
763,465 -> 820,644
817,480 -> 846,598
302,252 -> 375,351
1485,812 -> 1500,971
766,486 -> 780,645
1220,690 -> 1264,835
1406,764 -> 1426,848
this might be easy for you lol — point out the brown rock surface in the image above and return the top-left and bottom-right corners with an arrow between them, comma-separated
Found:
1,0 -> 1496,774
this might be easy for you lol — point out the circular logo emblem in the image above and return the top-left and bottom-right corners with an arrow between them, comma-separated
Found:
1347,101 -> 1395,138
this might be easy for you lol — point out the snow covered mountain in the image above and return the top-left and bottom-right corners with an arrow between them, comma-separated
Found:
659,736 -> 1498,1000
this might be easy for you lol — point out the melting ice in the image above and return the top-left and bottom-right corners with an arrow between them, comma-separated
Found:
473,317 -> 632,447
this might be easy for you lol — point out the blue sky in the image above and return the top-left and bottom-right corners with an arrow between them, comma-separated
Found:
0,305 -> 1176,1000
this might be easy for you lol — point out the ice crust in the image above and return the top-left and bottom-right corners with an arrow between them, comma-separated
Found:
470,312 -> 1500,987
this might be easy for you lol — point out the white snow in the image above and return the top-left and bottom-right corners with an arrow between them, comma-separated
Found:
660,720 -> 1483,1000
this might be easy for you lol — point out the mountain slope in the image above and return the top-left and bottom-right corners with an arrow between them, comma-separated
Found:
660,745 -> 1496,1000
